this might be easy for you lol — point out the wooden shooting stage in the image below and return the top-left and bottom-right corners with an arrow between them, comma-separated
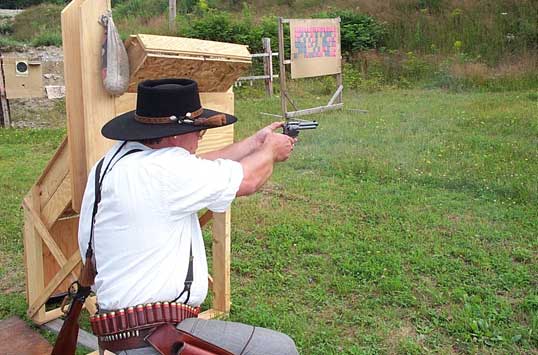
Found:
22,0 -> 250,333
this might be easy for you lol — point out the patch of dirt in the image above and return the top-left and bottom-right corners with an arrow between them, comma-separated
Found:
3,46 -> 66,128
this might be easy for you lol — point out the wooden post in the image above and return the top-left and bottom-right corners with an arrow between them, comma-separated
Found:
277,17 -> 288,118
211,210 -> 231,313
335,17 -> 343,105
169,0 -> 176,32
262,37 -> 273,96
0,54 -> 11,128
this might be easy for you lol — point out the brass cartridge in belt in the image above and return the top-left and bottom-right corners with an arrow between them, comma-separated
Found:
145,303 -> 155,324
154,302 -> 163,322
118,309 -> 127,330
127,306 -> 138,328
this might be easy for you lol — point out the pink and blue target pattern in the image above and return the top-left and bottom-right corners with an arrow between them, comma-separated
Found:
293,26 -> 338,59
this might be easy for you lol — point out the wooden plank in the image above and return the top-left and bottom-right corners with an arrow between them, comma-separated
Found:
27,251 -> 81,319
137,34 -> 251,60
43,319 -> 98,350
263,37 -> 273,96
211,209 -> 231,313
45,217 -> 81,294
0,55 -> 11,127
327,84 -> 343,106
198,308 -> 225,320
23,190 -> 46,324
41,174 -> 72,228
61,0 -> 88,212
168,0 -> 176,32
22,198 -> 75,281
35,137 -> 69,208
84,296 -> 97,316
79,0 -> 116,170
286,103 -> 343,119
335,72 -> 343,104
278,17 -> 288,118
199,210 -> 213,228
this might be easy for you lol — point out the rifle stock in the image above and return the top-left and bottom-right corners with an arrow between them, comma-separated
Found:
51,255 -> 95,355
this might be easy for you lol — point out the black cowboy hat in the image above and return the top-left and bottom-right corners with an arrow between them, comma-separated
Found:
102,78 -> 237,141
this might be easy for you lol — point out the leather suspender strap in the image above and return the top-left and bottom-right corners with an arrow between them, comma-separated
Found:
87,142 -> 142,274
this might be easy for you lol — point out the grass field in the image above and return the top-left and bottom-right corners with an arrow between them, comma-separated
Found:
1,88 -> 537,354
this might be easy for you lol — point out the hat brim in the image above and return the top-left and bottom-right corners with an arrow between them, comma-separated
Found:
101,108 -> 237,141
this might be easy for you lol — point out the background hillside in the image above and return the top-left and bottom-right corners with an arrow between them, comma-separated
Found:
1,0 -> 537,91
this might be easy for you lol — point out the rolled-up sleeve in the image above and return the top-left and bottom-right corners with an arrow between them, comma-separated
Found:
158,151 -> 244,219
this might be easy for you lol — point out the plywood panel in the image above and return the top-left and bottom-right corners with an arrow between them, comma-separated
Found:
128,55 -> 249,93
61,0 -> 87,212
197,92 -> 235,154
115,92 -> 137,116
79,0 -> 116,170
44,217 -> 81,295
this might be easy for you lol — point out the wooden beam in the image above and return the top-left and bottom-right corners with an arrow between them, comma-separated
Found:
286,103 -> 343,119
262,37 -> 273,96
23,190 -> 46,323
61,0 -> 87,212
327,85 -> 343,106
199,210 -> 213,228
35,138 -> 69,208
168,0 -> 176,32
278,17 -> 288,118
79,0 -> 116,170
22,198 -> 77,283
0,55 -> 11,127
211,209 -> 231,313
198,309 -> 225,320
41,174 -> 72,229
27,251 -> 81,319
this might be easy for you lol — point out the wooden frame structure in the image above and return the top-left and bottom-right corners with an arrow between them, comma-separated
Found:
23,0 -> 250,331
277,17 -> 344,119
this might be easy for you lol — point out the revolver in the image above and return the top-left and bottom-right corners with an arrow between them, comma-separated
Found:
283,120 -> 319,138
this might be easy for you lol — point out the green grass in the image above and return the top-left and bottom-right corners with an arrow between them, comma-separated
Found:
1,88 -> 537,354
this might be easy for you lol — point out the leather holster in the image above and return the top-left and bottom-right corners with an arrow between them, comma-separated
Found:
145,323 -> 234,355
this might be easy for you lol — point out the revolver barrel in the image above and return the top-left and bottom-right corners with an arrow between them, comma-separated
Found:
283,120 -> 319,137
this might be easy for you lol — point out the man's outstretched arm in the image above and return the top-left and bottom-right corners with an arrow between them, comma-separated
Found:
198,122 -> 286,161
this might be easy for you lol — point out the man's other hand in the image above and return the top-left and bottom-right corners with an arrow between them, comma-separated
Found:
264,132 -> 296,162
253,122 -> 285,147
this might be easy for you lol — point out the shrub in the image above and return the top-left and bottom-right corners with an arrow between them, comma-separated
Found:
31,31 -> 62,47
10,3 -> 62,42
315,10 -> 387,58
113,0 -> 167,21
0,0 -> 63,9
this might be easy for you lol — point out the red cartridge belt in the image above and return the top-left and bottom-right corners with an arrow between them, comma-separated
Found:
92,302 -> 200,337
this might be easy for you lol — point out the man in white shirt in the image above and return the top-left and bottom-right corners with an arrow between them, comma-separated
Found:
78,78 -> 299,354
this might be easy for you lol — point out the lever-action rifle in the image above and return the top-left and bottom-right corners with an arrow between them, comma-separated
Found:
283,120 -> 319,137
